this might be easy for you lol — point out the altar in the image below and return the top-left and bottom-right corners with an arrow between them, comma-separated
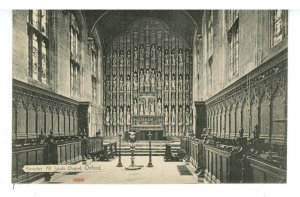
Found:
125,115 -> 165,141
126,129 -> 164,141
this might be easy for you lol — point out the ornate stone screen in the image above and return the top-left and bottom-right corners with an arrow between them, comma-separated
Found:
103,17 -> 193,137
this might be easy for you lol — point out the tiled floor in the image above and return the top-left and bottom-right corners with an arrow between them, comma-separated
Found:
48,156 -> 199,184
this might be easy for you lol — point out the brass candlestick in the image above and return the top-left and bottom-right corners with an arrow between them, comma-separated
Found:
116,132 -> 123,167
147,131 -> 153,167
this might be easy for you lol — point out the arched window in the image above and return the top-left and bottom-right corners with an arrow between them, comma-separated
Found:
90,39 -> 98,102
272,10 -> 288,47
27,10 -> 49,84
207,10 -> 213,96
227,10 -> 239,80
70,13 -> 81,96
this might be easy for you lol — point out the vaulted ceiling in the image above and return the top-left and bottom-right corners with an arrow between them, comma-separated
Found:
83,10 -> 203,49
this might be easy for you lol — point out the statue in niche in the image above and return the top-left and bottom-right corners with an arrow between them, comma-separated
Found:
112,50 -> 117,67
171,48 -> 176,65
126,75 -> 131,91
149,100 -> 155,115
145,99 -> 149,115
157,72 -> 162,89
150,69 -> 156,91
119,75 -> 124,91
139,44 -> 144,58
185,107 -> 190,125
105,54 -> 111,65
185,48 -> 190,56
178,75 -> 183,91
119,51 -> 124,67
145,69 -> 150,85
112,75 -> 117,91
126,50 -> 131,66
165,75 -> 169,91
139,100 -> 145,115
139,69 -> 144,90
146,43 -> 150,58
171,74 -> 176,91
164,49 -> 169,65
133,46 -> 138,61
190,109 -> 193,125
151,43 -> 155,58
119,107 -> 124,125
164,107 -> 169,124
157,98 -> 162,115
133,99 -> 138,115
157,46 -> 162,59
185,75 -> 190,91
133,72 -> 138,90
178,48 -> 183,65
178,107 -> 183,124
112,107 -> 117,125
106,76 -> 110,91
105,107 -> 110,125
171,107 -> 176,125
126,107 -> 131,125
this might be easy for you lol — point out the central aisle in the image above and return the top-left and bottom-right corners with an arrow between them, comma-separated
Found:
48,156 -> 199,184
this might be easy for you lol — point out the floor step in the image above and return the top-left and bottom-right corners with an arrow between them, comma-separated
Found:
114,140 -> 180,156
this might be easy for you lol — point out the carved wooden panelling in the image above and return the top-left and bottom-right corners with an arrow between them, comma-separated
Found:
206,49 -> 287,145
103,18 -> 193,137
28,108 -> 36,138
45,111 -> 52,134
59,112 -> 65,135
37,108 -> 44,135
17,104 -> 27,139
53,111 -> 59,136
272,93 -> 286,142
236,104 -> 242,135
251,102 -> 258,136
260,98 -> 270,139
12,104 -> 16,140
225,110 -> 230,138
65,112 -> 69,136
13,80 -> 79,140
243,103 -> 250,137
70,113 -> 74,135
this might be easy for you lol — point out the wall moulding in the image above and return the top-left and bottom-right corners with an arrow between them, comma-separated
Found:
13,79 -> 79,108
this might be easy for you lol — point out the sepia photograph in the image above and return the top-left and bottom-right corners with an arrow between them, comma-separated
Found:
11,9 -> 288,184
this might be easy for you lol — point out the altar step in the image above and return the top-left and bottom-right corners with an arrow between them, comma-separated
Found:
117,141 -> 180,156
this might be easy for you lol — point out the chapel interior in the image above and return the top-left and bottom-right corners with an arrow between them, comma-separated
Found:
12,10 -> 288,183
